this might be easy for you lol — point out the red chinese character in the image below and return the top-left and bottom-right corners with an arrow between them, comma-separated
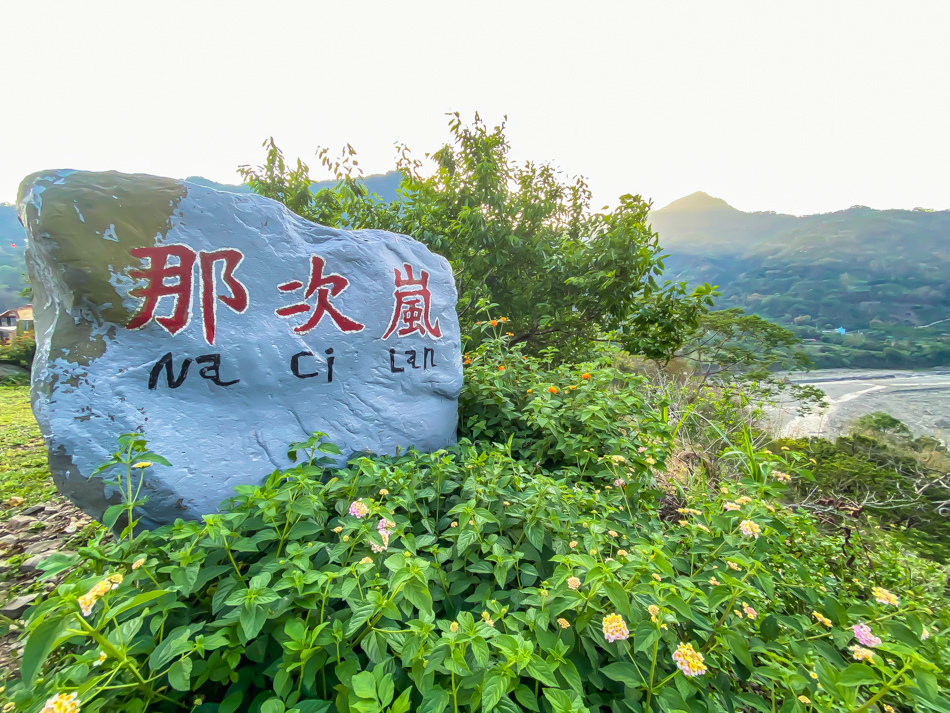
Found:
276,255 -> 365,334
199,249 -> 249,345
127,245 -> 249,345
382,263 -> 442,339
127,245 -> 197,337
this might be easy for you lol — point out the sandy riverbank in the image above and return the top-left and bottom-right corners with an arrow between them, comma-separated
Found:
767,369 -> 950,442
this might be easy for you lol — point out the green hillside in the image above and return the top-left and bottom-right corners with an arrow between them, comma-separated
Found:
0,204 -> 27,311
652,193 -> 950,368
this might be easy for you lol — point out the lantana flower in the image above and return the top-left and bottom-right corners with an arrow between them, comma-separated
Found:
602,613 -> 629,642
849,645 -> 875,663
772,471 -> 791,483
852,623 -> 882,647
348,500 -> 369,519
39,693 -> 80,713
723,502 -> 740,512
872,587 -> 899,606
672,642 -> 707,676
567,576 -> 581,590
557,618 -> 570,629
739,520 -> 761,539
743,605 -> 757,620
812,611 -> 832,627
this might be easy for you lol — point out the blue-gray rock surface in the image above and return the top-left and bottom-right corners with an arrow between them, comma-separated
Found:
17,170 -> 462,527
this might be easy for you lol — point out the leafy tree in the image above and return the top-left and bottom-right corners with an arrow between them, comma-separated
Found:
854,412 -> 912,438
239,115 -> 713,358
672,307 -> 823,406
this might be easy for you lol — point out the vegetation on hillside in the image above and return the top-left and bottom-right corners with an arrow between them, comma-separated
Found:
3,332 -> 949,713
779,411 -> 950,561
651,193 -> 950,369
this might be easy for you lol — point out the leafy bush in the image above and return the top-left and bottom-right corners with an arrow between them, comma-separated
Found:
238,117 -> 715,359
0,334 -> 35,371
4,334 -> 949,713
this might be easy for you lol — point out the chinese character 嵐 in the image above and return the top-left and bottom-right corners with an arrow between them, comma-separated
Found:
127,245 -> 248,345
276,255 -> 365,335
382,263 -> 442,339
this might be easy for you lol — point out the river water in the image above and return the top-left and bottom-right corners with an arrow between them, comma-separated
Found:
768,369 -> 950,443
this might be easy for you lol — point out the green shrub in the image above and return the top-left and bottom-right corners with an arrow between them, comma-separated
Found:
0,334 -> 35,371
4,334 -> 949,713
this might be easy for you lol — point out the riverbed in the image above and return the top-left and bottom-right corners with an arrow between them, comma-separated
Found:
768,369 -> 950,443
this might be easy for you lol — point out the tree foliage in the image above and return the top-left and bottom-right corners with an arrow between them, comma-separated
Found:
673,308 -> 822,407
238,115 -> 713,359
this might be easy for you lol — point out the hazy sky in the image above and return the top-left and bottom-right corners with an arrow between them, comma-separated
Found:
2,1 -> 949,215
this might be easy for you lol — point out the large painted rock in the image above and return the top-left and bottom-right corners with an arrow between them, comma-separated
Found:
17,170 -> 462,527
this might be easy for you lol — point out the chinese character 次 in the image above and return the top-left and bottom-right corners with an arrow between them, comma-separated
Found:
382,263 -> 442,339
126,245 -> 248,345
276,255 -> 365,335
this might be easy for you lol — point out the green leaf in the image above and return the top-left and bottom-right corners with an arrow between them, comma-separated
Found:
219,689 -> 244,713
103,503 -> 125,530
289,521 -> 322,539
542,689 -> 574,713
351,670 -> 377,700
600,661 -> 642,688
482,668 -> 508,711
294,702 -> 332,713
759,614 -> 780,642
603,581 -> 632,619
105,589 -> 173,620
168,656 -> 193,691
526,657 -> 559,687
419,687 -> 450,713
377,672 -> 395,707
514,685 -> 540,712
389,689 -> 411,713
21,614 -> 70,684
261,698 -> 285,713
838,663 -> 879,687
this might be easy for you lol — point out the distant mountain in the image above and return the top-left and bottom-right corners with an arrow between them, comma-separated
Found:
0,172 -> 403,311
651,193 -> 950,368
0,203 -> 27,312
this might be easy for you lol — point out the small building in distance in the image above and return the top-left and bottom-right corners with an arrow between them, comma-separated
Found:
0,304 -> 34,345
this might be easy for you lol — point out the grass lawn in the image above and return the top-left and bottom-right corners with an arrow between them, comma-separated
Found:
0,386 -> 54,516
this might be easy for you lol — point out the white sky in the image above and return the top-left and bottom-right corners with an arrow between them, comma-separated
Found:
2,1 -> 949,215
